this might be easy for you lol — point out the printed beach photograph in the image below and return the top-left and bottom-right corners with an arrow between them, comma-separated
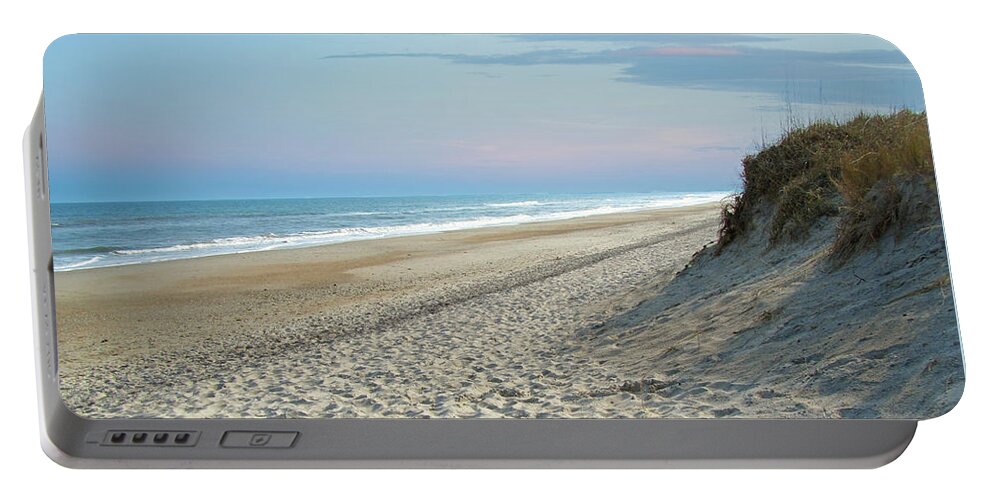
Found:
45,34 -> 964,419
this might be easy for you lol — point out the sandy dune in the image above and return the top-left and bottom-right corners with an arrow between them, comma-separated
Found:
585,179 -> 963,419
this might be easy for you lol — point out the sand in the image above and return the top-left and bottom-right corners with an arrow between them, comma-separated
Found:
56,203 -> 726,418
584,180 -> 964,419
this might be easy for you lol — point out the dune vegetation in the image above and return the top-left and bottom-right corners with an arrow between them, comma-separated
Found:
718,110 -> 936,260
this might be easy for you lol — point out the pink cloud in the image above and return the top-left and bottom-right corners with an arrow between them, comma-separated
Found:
642,46 -> 742,57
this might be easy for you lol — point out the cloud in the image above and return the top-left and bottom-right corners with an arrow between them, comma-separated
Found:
640,46 -> 744,57
615,48 -> 920,107
321,40 -> 922,109
504,34 -> 786,44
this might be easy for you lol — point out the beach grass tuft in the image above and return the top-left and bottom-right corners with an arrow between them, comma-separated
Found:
718,110 -> 935,259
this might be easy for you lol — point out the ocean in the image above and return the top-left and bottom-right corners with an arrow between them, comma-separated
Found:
50,191 -> 730,271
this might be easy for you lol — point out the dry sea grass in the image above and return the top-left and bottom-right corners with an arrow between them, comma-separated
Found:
717,110 -> 935,260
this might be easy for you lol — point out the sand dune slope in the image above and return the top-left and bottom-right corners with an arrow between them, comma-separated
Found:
585,177 -> 964,418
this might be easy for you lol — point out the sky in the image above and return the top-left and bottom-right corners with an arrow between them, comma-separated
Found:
43,34 -> 925,202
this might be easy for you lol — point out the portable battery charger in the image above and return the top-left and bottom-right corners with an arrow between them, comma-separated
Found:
25,34 -> 964,468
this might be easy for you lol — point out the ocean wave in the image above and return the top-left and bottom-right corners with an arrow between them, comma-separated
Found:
112,233 -> 290,255
419,205 -> 489,213
59,255 -> 106,270
330,211 -> 388,216
484,200 -> 544,208
108,217 -> 542,257
421,200 -> 569,212
55,245 -> 128,255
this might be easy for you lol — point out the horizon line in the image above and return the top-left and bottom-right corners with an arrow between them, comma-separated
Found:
50,188 -> 739,205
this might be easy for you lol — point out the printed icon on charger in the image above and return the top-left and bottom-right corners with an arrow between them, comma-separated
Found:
249,433 -> 272,447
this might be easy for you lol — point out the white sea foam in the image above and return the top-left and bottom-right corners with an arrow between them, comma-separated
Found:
59,255 -> 105,270
331,211 -> 387,216
485,200 -> 544,207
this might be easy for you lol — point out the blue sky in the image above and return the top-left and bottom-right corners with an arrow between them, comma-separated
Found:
43,34 -> 924,202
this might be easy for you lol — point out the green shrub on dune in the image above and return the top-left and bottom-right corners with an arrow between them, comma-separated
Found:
718,110 -> 936,259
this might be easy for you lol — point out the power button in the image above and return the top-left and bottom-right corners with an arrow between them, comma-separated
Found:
220,431 -> 298,448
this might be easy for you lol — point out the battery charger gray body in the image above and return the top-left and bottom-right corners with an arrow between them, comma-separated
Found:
24,99 -> 921,468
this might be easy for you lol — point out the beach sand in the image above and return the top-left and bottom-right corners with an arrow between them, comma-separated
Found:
55,193 -> 962,420
56,203 -> 727,418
